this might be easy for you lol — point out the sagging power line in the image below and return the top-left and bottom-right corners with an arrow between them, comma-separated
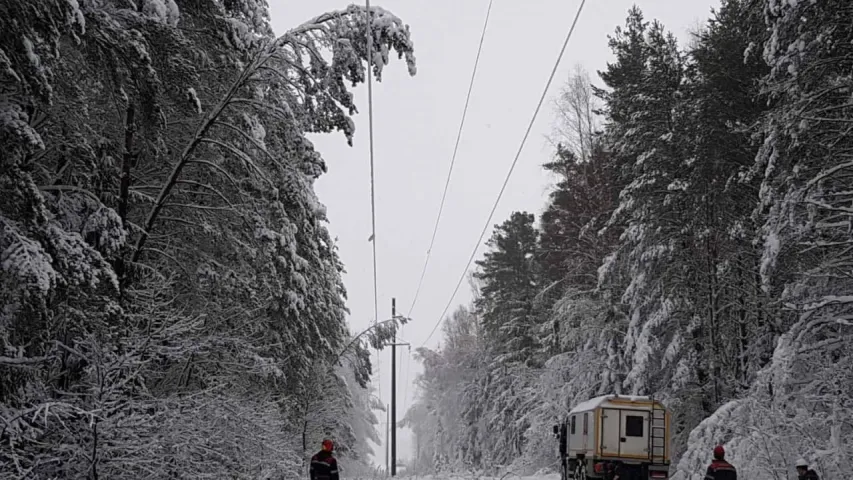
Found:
421,0 -> 588,347
406,0 -> 495,319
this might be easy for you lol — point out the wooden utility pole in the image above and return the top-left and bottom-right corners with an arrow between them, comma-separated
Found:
391,298 -> 396,476
387,298 -> 409,477
385,404 -> 389,476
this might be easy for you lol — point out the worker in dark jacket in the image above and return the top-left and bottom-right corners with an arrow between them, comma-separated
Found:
704,445 -> 737,480
310,439 -> 339,480
795,458 -> 819,480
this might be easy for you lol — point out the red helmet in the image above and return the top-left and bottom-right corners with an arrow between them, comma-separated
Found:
713,445 -> 725,458
322,439 -> 334,452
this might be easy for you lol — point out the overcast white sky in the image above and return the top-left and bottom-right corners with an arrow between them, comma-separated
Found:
268,0 -> 716,468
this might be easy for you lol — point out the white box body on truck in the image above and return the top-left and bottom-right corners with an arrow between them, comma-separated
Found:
553,395 -> 670,480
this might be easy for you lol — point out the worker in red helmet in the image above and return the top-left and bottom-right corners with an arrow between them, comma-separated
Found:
310,439 -> 339,480
704,445 -> 737,480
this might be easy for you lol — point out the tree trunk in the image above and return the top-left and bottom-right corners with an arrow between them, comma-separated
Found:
115,103 -> 135,287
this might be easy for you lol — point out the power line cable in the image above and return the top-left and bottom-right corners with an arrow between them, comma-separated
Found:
365,0 -> 381,396
420,0 -> 588,347
406,0 -> 494,318
401,0 -> 495,417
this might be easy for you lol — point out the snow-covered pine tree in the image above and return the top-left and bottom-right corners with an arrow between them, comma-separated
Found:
538,140 -> 619,299
753,0 -> 853,360
674,0 -> 853,477
664,0 -> 773,447
672,1 -> 853,477
475,211 -> 541,365
596,8 -> 693,411
468,212 -> 541,469
537,141 -> 622,355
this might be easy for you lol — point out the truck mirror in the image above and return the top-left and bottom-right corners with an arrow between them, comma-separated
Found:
553,425 -> 559,435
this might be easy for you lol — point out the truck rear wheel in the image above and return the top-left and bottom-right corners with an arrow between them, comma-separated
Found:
572,462 -> 587,480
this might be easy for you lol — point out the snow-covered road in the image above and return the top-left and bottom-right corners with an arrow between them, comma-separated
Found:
366,474 -> 561,480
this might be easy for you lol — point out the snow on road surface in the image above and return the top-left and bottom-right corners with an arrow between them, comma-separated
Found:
364,474 -> 561,480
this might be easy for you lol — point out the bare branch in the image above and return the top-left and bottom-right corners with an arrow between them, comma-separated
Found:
38,185 -> 102,203
0,356 -> 49,366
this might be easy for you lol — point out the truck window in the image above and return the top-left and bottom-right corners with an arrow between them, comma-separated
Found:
583,413 -> 588,434
625,415 -> 644,437
570,415 -> 576,434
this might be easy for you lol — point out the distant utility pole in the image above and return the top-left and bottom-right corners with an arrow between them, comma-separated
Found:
387,298 -> 409,477
385,404 -> 390,476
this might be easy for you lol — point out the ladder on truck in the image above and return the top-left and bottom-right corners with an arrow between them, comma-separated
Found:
649,401 -> 666,464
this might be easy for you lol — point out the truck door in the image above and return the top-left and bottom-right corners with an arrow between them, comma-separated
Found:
599,409 -> 621,456
620,411 -> 649,457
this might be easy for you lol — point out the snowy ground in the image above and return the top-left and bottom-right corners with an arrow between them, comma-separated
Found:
358,474 -> 561,480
